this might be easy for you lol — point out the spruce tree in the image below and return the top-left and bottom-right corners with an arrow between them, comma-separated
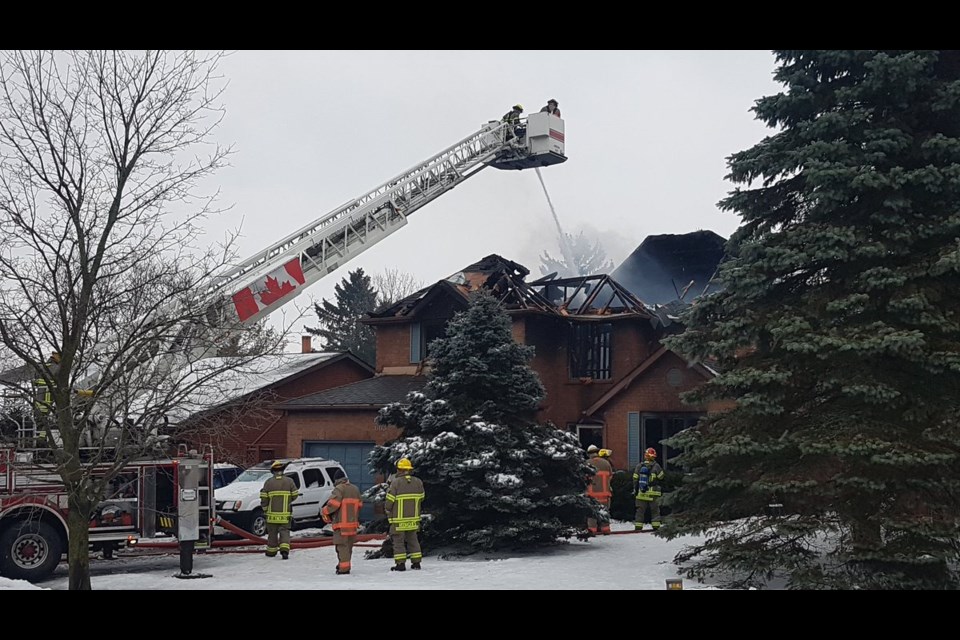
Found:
305,268 -> 378,365
369,290 -> 595,550
664,51 -> 960,589
540,230 -> 614,277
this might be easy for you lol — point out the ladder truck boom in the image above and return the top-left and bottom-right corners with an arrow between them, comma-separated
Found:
74,112 -> 566,393
213,112 -> 566,325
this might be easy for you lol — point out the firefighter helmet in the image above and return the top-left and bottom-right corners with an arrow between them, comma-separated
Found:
548,98 -> 558,106
513,104 -> 524,112
599,448 -> 611,458
270,460 -> 284,470
397,458 -> 413,471
644,447 -> 657,459
586,444 -> 599,454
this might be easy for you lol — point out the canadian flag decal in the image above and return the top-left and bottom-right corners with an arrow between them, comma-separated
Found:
232,258 -> 306,322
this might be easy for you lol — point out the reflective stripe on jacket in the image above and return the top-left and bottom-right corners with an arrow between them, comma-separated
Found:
633,461 -> 664,500
260,474 -> 299,524
587,455 -> 613,501
386,472 -> 424,532
322,479 -> 362,536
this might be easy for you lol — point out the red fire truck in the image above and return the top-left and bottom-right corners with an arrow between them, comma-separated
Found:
0,446 -> 214,582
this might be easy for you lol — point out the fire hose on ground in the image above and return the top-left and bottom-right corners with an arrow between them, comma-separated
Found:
130,515 -> 387,551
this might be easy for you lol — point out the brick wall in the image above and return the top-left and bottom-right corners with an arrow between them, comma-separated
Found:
376,324 -> 410,370
596,351 -> 713,471
286,409 -> 400,456
524,316 -> 661,430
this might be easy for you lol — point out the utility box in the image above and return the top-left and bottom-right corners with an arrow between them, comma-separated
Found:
177,457 -> 203,542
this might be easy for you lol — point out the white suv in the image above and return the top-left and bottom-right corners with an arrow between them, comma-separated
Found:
214,457 -> 347,537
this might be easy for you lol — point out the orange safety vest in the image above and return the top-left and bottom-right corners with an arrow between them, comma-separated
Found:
587,455 -> 613,502
322,482 -> 362,536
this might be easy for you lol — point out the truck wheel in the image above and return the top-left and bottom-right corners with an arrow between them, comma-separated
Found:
0,520 -> 64,582
249,509 -> 267,538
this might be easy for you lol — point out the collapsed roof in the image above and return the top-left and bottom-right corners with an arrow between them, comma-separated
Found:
366,254 -> 655,324
611,230 -> 726,305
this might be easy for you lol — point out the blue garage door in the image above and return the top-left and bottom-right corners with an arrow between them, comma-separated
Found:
303,441 -> 376,521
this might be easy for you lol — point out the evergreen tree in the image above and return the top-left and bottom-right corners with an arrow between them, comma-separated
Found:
664,51 -> 960,589
369,290 -> 595,550
305,268 -> 378,365
540,230 -> 614,277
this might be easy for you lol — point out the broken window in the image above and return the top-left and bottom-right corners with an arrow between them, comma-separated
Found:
569,322 -> 612,380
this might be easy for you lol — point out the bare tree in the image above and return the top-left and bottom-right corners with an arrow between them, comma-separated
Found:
372,267 -> 424,309
0,51 -> 286,589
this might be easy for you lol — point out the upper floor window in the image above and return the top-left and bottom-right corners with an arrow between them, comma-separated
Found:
569,322 -> 612,380
410,320 -> 447,363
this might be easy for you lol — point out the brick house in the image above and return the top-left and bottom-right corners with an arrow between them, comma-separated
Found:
176,344 -> 372,466
279,255 -> 724,476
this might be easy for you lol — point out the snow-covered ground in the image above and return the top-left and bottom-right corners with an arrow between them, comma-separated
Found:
3,523 -> 723,590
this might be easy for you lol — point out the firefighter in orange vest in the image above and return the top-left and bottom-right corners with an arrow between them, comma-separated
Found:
586,445 -> 613,535
322,468 -> 363,575
386,458 -> 425,571
260,460 -> 299,558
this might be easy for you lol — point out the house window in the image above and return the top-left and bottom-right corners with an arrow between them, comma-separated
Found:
628,412 -> 702,469
572,423 -> 603,450
410,320 -> 448,363
569,322 -> 612,380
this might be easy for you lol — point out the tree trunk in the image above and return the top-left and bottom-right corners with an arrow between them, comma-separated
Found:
67,498 -> 93,590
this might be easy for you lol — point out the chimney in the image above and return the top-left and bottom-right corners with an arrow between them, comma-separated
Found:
301,335 -> 313,354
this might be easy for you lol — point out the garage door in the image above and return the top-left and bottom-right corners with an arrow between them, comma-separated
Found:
302,441 -> 376,521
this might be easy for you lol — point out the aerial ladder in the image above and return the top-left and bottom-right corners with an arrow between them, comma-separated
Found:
208,111 -> 567,328
58,110 -> 567,408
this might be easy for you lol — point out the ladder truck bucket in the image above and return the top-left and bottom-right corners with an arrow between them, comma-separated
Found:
488,112 -> 567,171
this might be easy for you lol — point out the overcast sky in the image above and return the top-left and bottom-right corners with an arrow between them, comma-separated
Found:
197,51 -> 781,348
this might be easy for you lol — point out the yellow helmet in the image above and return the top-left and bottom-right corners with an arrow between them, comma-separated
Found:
513,104 -> 524,112
599,448 -> 611,458
270,460 -> 284,470
397,458 -> 413,471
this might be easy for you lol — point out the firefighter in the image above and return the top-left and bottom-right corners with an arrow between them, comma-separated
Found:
321,468 -> 362,575
540,98 -> 561,117
501,104 -> 524,141
32,352 -> 61,447
585,445 -> 613,535
386,458 -> 425,572
633,448 -> 665,531
259,460 -> 299,559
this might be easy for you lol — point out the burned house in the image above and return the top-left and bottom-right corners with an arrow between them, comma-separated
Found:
612,230 -> 726,305
280,254 -> 725,473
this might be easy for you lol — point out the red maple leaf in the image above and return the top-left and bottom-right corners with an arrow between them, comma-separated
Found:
259,274 -> 296,306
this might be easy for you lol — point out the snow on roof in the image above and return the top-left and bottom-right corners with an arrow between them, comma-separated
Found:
167,352 -> 343,423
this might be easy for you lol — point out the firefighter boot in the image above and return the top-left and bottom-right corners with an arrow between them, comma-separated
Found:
391,562 -> 406,572
411,561 -> 421,570
336,566 -> 350,575
281,551 -> 289,560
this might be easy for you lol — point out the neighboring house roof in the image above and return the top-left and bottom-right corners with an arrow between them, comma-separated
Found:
280,375 -> 428,410
169,352 -> 373,422
0,363 -> 37,386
